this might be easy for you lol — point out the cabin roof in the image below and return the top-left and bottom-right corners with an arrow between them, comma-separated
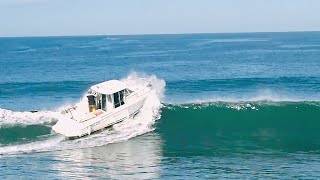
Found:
90,80 -> 127,94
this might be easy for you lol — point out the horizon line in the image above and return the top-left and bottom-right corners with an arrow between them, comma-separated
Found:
0,30 -> 320,38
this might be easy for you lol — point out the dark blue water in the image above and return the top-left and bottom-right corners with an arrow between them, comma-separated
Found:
1,32 -> 320,179
1,32 -> 320,110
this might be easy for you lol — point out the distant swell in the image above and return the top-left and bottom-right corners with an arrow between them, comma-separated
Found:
166,77 -> 320,103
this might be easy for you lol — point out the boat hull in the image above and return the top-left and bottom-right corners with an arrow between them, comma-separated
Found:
66,110 -> 140,140
52,97 -> 146,139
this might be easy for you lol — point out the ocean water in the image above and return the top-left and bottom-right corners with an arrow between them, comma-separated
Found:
1,32 -> 320,179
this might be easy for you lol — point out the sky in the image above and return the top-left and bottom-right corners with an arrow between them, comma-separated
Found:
0,0 -> 319,37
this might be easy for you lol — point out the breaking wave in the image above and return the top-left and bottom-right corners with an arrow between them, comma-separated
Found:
0,109 -> 60,128
157,101 -> 320,153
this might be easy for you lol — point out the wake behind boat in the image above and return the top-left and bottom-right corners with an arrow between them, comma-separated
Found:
52,79 -> 152,139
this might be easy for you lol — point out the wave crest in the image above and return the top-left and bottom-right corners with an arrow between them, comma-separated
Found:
0,109 -> 60,128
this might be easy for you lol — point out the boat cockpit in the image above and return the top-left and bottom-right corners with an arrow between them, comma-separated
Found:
62,80 -> 135,122
86,88 -> 133,113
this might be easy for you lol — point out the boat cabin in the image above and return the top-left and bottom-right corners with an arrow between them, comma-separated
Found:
86,80 -> 133,114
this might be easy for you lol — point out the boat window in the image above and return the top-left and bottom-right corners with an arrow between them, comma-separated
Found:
119,90 -> 125,105
97,95 -> 102,109
107,95 -> 112,103
114,92 -> 120,108
125,89 -> 133,96
102,94 -> 106,111
87,95 -> 96,112
87,95 -> 96,106
113,90 -> 125,108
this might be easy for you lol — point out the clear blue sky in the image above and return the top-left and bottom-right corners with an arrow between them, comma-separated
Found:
0,0 -> 319,37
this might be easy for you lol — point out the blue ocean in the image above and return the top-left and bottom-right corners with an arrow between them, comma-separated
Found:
1,32 -> 320,179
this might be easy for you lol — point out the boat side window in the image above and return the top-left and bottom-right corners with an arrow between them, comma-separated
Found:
97,95 -> 102,109
113,90 -> 126,108
102,94 -> 106,111
119,90 -> 125,105
114,92 -> 120,108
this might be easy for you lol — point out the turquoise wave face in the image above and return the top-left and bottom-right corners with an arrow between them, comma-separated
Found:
157,102 -> 320,155
0,125 -> 52,146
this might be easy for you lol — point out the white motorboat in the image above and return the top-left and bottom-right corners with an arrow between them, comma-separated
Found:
52,80 -> 151,139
